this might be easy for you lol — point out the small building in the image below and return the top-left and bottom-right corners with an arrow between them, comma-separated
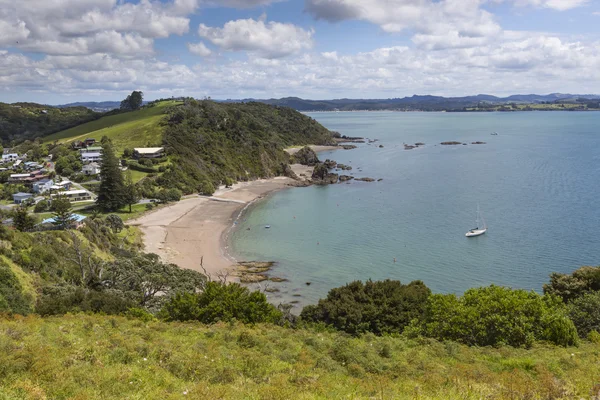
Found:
82,162 -> 101,175
9,173 -> 31,183
51,180 -> 72,191
23,161 -> 43,171
71,141 -> 85,150
51,190 -> 92,202
84,138 -> 96,146
2,153 -> 19,162
134,147 -> 165,159
81,152 -> 102,163
33,179 -> 54,194
41,213 -> 87,229
13,192 -> 33,204
80,146 -> 103,154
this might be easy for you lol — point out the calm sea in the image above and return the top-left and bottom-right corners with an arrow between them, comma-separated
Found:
230,111 -> 600,307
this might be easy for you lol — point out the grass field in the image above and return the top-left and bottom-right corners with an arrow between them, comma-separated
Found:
44,101 -> 181,154
0,314 -> 599,399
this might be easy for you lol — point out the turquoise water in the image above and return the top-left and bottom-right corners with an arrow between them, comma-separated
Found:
230,112 -> 600,307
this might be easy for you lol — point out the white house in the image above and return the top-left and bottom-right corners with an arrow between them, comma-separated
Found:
80,146 -> 103,154
134,147 -> 165,159
13,192 -> 33,204
81,152 -> 102,163
33,179 -> 54,194
82,162 -> 101,175
2,153 -> 19,162
51,190 -> 92,202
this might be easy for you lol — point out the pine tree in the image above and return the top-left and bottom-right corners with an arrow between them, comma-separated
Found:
97,143 -> 126,212
13,205 -> 35,232
123,172 -> 140,213
51,196 -> 74,229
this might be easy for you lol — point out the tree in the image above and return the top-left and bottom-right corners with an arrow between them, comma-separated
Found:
13,205 -> 35,232
106,214 -> 124,233
568,291 -> 600,337
120,91 -> 144,111
97,143 -> 126,212
123,173 -> 140,213
51,196 -> 74,229
544,266 -> 600,303
300,279 -> 431,336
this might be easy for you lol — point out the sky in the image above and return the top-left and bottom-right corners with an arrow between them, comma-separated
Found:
1,0 -> 600,104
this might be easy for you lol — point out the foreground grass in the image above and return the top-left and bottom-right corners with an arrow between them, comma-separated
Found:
1,315 -> 599,399
43,101 -> 181,153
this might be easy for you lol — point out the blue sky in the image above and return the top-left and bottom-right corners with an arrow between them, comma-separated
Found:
0,0 -> 599,103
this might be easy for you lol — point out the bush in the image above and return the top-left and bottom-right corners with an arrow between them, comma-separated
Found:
34,200 -> 49,213
36,286 -> 134,316
544,266 -> 600,303
198,180 -> 215,196
0,260 -> 33,315
300,279 -> 431,336
417,285 -> 578,347
127,160 -> 157,173
567,291 -> 600,337
160,281 -> 282,324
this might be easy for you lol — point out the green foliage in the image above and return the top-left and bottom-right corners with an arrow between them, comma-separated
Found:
156,188 -> 181,203
55,154 -> 82,176
0,258 -> 33,314
567,291 -> 600,337
300,279 -> 431,336
13,205 -> 35,232
588,330 -> 600,344
160,281 -> 281,324
127,160 -> 158,173
0,102 -> 99,142
544,266 -> 600,303
51,196 -> 74,229
33,200 -> 49,213
417,285 -> 578,347
97,143 -> 126,212
120,91 -> 144,111
36,286 -> 134,316
105,214 -> 124,233
198,180 -> 215,196
159,100 -> 334,194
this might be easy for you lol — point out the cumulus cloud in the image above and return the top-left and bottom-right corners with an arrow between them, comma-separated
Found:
198,18 -> 314,58
188,42 -> 213,57
209,0 -> 282,7
507,0 -> 589,11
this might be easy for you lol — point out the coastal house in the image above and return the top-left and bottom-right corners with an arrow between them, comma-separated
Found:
51,190 -> 92,202
9,173 -> 32,183
33,179 -> 54,194
51,180 -> 72,191
82,162 -> 101,175
23,161 -> 44,171
2,153 -> 19,163
80,146 -> 103,154
84,138 -> 96,147
134,147 -> 164,159
41,213 -> 87,229
81,152 -> 102,163
10,170 -> 49,184
13,192 -> 33,204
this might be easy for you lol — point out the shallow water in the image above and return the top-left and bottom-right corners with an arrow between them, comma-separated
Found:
230,111 -> 600,308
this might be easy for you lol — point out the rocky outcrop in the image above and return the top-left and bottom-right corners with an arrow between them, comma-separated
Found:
337,164 -> 352,171
355,177 -> 376,182
441,141 -> 462,145
415,142 -> 425,146
312,163 -> 339,184
281,163 -> 299,180
471,141 -> 487,145
292,146 -> 320,166
379,145 -> 384,148
341,145 -> 358,150
323,159 -> 337,169
339,175 -> 354,182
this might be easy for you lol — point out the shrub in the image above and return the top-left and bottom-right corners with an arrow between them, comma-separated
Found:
300,279 -> 431,336
0,260 -> 34,315
160,281 -> 282,324
567,291 -> 600,337
417,285 -> 578,347
36,286 -> 134,316
34,200 -> 49,213
198,180 -> 215,196
544,266 -> 600,303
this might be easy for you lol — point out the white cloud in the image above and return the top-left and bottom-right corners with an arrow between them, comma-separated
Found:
507,0 -> 589,11
208,0 -> 282,7
198,18 -> 314,58
188,42 -> 213,57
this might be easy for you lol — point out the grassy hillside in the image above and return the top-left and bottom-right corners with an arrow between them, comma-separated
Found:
0,314 -> 598,399
0,102 -> 99,143
44,101 -> 180,153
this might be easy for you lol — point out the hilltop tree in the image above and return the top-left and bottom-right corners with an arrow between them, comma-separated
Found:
97,143 -> 126,212
51,196 -> 74,229
120,91 -> 144,111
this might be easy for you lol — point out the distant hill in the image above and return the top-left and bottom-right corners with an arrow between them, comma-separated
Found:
0,102 -> 100,143
56,101 -> 123,112
229,93 -> 600,111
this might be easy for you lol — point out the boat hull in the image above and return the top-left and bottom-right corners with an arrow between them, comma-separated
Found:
466,229 -> 487,237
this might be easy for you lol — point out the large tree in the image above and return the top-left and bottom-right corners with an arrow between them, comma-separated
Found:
123,172 -> 140,213
120,91 -> 144,111
96,143 -> 126,212
51,196 -> 74,229
13,205 -> 35,232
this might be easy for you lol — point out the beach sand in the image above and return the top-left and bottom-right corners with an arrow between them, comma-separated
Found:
130,145 -> 341,278
129,177 -> 296,278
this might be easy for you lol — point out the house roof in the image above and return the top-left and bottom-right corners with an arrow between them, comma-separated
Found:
13,192 -> 33,198
41,214 -> 87,225
36,179 -> 53,185
134,147 -> 164,154
51,190 -> 88,197
81,152 -> 102,158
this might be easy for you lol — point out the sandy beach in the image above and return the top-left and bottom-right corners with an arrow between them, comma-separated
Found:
129,145 -> 341,278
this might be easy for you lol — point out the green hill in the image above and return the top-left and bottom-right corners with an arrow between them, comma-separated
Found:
43,101 -> 180,153
0,314 -> 597,399
0,102 -> 99,143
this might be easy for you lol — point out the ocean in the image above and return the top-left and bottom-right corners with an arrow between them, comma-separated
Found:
230,111 -> 600,307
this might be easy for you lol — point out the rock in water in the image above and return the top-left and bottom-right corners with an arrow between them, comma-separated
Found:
312,163 -> 339,184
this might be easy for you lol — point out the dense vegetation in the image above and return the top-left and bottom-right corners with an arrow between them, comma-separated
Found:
0,102 -> 99,143
159,99 -> 335,194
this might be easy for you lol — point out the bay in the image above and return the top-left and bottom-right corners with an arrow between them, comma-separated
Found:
230,111 -> 600,307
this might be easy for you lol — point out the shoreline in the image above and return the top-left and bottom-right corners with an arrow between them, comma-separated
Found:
129,143 -> 344,279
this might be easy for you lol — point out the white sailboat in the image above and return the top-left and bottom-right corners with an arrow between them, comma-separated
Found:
466,204 -> 487,237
